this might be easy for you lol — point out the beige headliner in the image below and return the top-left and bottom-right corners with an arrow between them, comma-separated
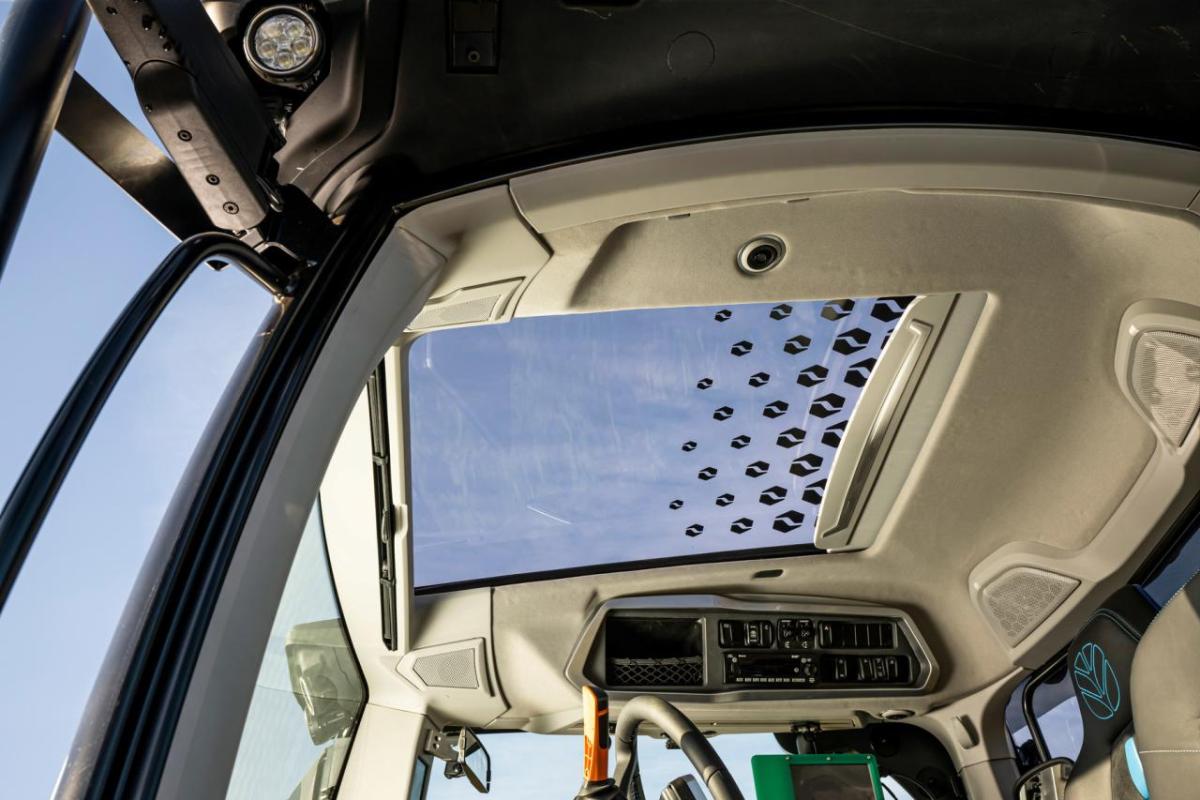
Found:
320,129 -> 1200,787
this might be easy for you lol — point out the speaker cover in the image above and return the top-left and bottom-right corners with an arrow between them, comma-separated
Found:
980,566 -> 1079,646
412,647 -> 479,689
1130,329 -> 1200,446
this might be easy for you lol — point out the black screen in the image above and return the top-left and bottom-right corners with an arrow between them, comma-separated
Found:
789,764 -> 877,799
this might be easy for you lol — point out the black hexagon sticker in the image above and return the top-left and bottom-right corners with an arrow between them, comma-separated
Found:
731,340 -> 754,357
760,485 -> 788,505
669,499 -> 684,510
773,510 -> 805,533
790,452 -> 823,477
681,440 -> 697,452
763,400 -> 789,419
730,434 -> 751,449
770,303 -> 793,320
685,523 -> 704,537
810,393 -> 845,418
698,466 -> 718,481
870,297 -> 907,323
783,334 -> 812,355
802,479 -> 827,505
821,420 -> 847,448
833,328 -> 870,355
821,299 -> 855,321
713,406 -> 734,421
796,364 -> 829,387
715,493 -> 735,507
714,309 -> 732,322
745,460 -> 769,478
696,377 -> 714,390
748,372 -> 771,388
844,358 -> 876,388
731,517 -> 754,534
776,427 -> 806,448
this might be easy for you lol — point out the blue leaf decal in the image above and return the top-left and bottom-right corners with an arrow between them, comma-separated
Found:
1073,641 -> 1121,720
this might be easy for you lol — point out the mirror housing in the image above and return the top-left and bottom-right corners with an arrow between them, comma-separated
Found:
659,775 -> 704,800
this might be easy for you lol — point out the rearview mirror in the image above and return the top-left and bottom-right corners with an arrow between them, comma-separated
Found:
440,728 -> 491,793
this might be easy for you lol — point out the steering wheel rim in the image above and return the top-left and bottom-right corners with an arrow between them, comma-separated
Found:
611,696 -> 746,800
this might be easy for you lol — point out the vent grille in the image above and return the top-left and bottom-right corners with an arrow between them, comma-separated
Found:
608,656 -> 703,687
413,648 -> 479,689
1131,329 -> 1200,446
981,567 -> 1078,646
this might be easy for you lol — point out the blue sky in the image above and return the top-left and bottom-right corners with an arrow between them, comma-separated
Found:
0,7 -> 269,797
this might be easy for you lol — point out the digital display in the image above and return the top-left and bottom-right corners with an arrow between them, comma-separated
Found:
789,763 -> 878,799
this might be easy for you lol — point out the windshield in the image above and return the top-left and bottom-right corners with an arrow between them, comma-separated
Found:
407,297 -> 913,587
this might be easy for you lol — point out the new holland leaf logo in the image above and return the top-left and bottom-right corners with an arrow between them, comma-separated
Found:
1074,642 -> 1121,720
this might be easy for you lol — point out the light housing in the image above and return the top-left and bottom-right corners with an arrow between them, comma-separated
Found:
243,5 -> 323,82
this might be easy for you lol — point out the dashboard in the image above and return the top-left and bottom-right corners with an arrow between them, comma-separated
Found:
565,595 -> 936,701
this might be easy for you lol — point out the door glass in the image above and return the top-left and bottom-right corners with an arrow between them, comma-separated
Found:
224,503 -> 366,800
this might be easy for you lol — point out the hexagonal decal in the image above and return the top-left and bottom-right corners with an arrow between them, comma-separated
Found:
844,358 -> 876,388
745,460 -> 769,478
776,427 -> 806,448
789,452 -> 823,477
773,510 -> 805,533
669,499 -> 684,510
696,377 -> 714,390
730,434 -> 751,449
770,303 -> 793,320
802,479 -> 827,505
759,485 -> 787,505
714,309 -> 732,322
796,364 -> 829,387
763,400 -> 789,419
715,493 -> 735,507
783,334 -> 812,355
685,523 -> 704,537
713,406 -> 734,421
698,466 -> 718,481
810,393 -> 845,418
748,372 -> 771,387
870,297 -> 907,323
821,299 -> 855,321
681,440 -> 697,452
833,328 -> 870,355
821,420 -> 847,448
731,517 -> 754,534
731,340 -> 754,357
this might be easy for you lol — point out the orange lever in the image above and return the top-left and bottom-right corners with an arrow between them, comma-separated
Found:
582,686 -> 610,783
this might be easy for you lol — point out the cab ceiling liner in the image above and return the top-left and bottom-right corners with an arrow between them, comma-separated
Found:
284,0 -> 1200,204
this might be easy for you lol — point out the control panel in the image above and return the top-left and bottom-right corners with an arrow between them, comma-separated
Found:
569,596 -> 934,698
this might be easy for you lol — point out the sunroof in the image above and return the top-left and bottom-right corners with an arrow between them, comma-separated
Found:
406,296 -> 914,588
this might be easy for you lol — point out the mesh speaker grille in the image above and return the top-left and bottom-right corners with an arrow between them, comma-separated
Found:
1131,330 -> 1200,446
607,656 -> 704,688
981,567 -> 1079,646
409,294 -> 503,330
412,648 -> 479,689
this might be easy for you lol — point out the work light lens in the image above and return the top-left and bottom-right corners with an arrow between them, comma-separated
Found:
250,9 -> 319,75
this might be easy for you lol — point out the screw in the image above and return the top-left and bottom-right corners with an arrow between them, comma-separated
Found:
466,49 -> 481,64
222,201 -> 239,215
205,174 -> 220,185
177,130 -> 192,141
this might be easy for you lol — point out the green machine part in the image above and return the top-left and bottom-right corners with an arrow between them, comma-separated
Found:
751,753 -> 884,800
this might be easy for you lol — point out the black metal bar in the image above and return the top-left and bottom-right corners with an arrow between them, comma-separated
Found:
0,233 -> 281,614
367,361 -> 399,651
0,0 -> 88,283
56,73 -> 210,240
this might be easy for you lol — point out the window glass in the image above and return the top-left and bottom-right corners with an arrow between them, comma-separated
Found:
225,504 -> 366,799
1005,662 -> 1084,764
422,731 -> 915,799
407,296 -> 914,587
1142,510 -> 1200,605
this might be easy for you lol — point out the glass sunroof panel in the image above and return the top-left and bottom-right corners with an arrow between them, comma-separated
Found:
407,296 -> 913,587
